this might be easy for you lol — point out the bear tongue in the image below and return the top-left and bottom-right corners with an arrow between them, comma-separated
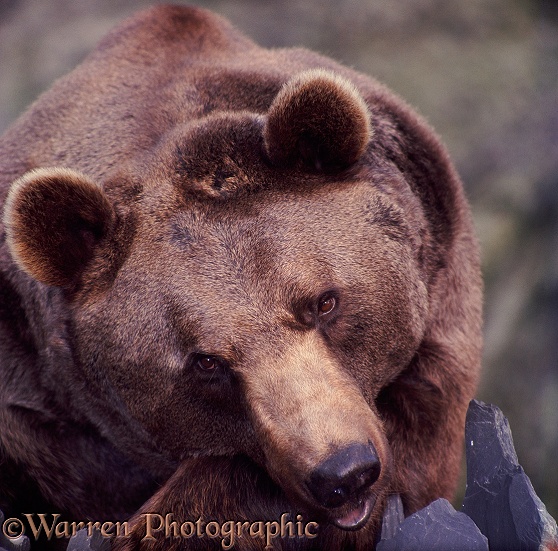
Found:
332,496 -> 375,531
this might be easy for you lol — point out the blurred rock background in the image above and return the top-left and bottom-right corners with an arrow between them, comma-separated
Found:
1,0 -> 556,518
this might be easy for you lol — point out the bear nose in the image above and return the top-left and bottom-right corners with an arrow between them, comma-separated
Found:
306,442 -> 381,509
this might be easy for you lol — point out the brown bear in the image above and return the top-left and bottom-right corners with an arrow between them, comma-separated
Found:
0,5 -> 482,550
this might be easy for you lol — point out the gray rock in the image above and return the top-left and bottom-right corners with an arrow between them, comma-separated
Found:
377,498 -> 488,551
380,493 -> 405,541
462,399 -> 558,551
66,528 -> 111,551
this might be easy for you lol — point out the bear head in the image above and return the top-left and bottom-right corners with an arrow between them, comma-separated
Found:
4,69 -> 449,531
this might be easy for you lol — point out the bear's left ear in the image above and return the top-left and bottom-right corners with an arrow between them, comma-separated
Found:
263,69 -> 372,171
3,167 -> 115,288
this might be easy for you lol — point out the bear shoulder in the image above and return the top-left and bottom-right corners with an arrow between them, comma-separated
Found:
91,4 -> 256,62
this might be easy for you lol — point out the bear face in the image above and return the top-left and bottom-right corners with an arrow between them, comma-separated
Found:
6,78 -> 429,530
0,5 -> 482,548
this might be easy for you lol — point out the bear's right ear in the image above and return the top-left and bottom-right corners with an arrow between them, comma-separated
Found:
3,167 -> 115,288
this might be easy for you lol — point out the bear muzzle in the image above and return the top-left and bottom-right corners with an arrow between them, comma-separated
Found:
243,332 -> 389,531
306,441 -> 381,530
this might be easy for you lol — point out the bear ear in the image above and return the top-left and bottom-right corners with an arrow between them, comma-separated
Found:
263,69 -> 372,171
3,167 -> 115,288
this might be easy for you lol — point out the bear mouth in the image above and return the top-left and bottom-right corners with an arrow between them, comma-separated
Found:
331,494 -> 376,531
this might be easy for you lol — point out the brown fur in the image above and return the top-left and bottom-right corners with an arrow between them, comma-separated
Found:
0,5 -> 482,550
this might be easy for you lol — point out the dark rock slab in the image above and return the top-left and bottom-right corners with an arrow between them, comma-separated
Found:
462,399 -> 558,551
380,493 -> 405,541
66,529 -> 111,551
377,498 -> 488,551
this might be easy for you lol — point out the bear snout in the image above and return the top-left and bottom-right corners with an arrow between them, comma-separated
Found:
243,332 -> 390,531
306,442 -> 381,510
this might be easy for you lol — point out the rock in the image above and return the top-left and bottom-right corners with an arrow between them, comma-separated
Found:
66,528 -> 111,551
380,493 -> 405,541
377,498 -> 488,551
462,399 -> 558,551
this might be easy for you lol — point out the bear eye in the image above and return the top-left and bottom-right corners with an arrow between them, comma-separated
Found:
195,354 -> 220,372
318,294 -> 337,316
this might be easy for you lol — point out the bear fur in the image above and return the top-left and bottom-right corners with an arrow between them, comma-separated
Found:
0,5 -> 482,550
